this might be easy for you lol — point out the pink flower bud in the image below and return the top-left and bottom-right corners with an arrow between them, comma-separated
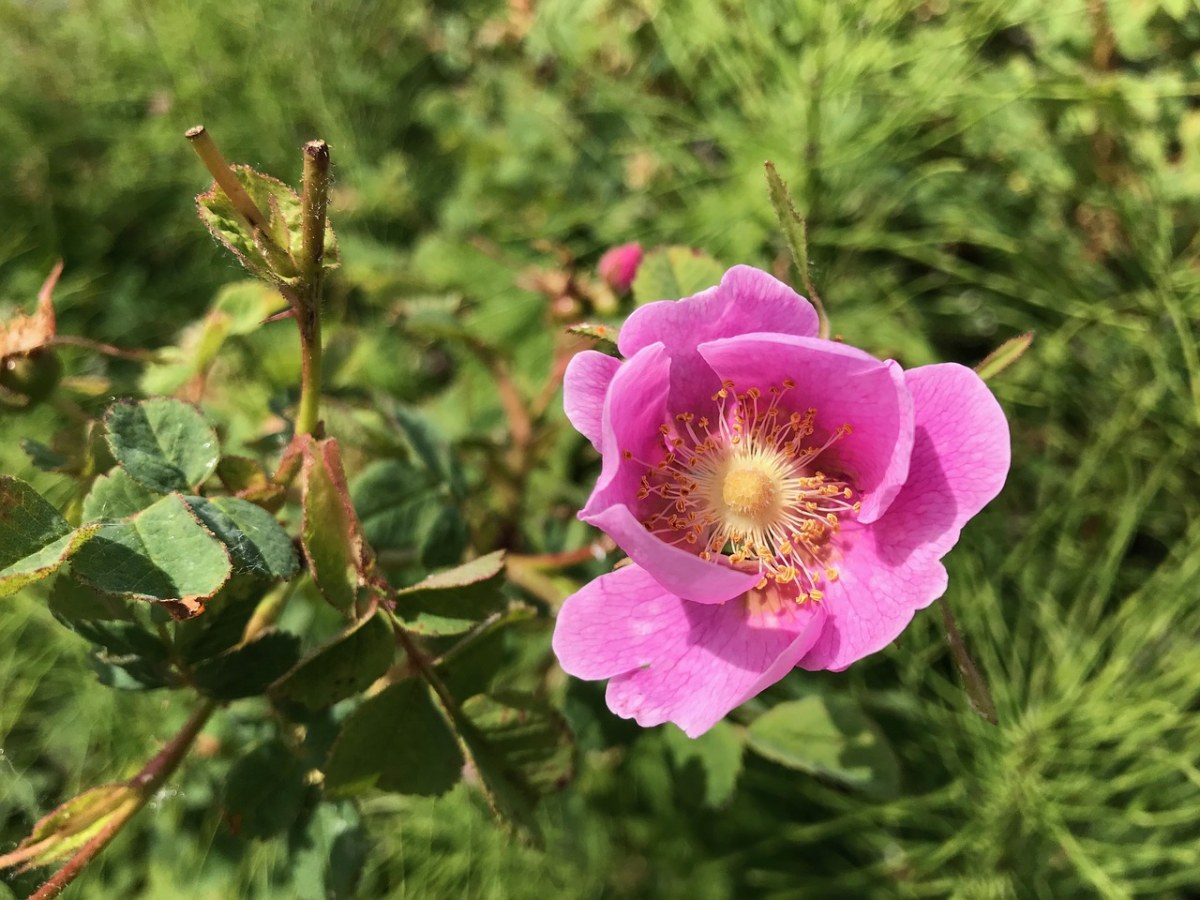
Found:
597,242 -> 644,294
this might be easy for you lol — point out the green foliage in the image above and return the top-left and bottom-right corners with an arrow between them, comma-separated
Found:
105,398 -> 221,494
0,476 -> 97,597
71,494 -> 233,614
324,680 -> 464,798
630,247 -> 725,306
270,612 -> 395,711
745,693 -> 900,799
3,0 -> 1200,896
391,550 -> 508,636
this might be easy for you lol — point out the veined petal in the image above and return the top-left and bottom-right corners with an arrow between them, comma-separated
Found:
563,350 -> 621,450
553,564 -> 827,737
619,265 -> 820,413
800,363 -> 1010,671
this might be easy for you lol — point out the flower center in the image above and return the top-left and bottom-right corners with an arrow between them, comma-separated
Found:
623,378 -> 861,602
722,466 -> 777,519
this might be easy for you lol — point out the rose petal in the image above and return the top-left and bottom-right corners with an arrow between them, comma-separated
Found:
563,350 -> 622,450
618,265 -> 820,412
698,334 -> 914,523
799,363 -> 1010,670
552,564 -> 827,737
582,503 -> 761,604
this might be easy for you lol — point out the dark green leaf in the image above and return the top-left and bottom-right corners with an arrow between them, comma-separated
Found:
48,575 -> 133,623
59,603 -> 177,690
192,631 -> 302,701
392,551 -> 507,636
352,458 -> 446,553
270,612 -> 394,710
302,438 -> 368,611
71,494 -> 233,617
104,398 -> 220,493
461,692 -> 575,796
223,740 -> 311,839
20,438 -> 69,472
81,468 -> 163,521
419,505 -> 469,569
745,695 -> 900,798
324,680 -> 462,797
0,476 -> 98,598
663,719 -> 743,808
630,246 -> 724,306
185,496 -> 299,579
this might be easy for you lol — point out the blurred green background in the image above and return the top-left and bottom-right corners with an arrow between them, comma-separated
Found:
3,0 -> 1200,897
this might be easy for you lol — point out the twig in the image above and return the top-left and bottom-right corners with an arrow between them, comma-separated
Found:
28,701 -> 216,900
295,140 -> 331,438
185,126 -> 270,231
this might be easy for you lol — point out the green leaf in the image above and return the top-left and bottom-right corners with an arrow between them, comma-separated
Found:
0,476 -> 99,598
185,496 -> 299,579
81,468 -> 163,521
975,331 -> 1035,382
48,575 -> 133,623
352,459 -> 447,553
302,438 -> 369,611
71,494 -> 233,618
20,438 -> 69,472
324,680 -> 462,797
223,740 -> 312,839
192,631 -> 302,701
270,612 -> 395,710
0,783 -> 136,873
392,551 -> 507,636
460,692 -> 575,796
745,695 -> 900,798
196,165 -> 339,286
630,246 -> 724,306
663,719 -> 744,808
104,398 -> 221,493
565,322 -> 620,352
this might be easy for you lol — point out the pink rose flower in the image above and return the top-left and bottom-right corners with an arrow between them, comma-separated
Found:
553,265 -> 1010,737
597,242 -> 644,293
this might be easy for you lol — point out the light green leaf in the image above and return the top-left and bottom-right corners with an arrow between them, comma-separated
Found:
324,680 -> 462,797
745,695 -> 900,798
630,245 -> 724,306
975,331 -> 1035,382
71,494 -> 233,617
185,496 -> 299,579
392,551 -> 507,636
104,398 -> 221,493
196,165 -> 339,285
81,468 -> 163,521
0,476 -> 99,598
270,611 -> 394,710
0,783 -> 137,873
663,719 -> 744,808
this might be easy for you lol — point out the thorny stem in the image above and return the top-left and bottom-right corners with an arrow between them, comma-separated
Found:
938,598 -> 999,726
27,701 -> 217,900
295,140 -> 331,438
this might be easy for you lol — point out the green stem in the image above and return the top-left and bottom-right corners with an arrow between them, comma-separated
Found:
295,140 -> 331,438
938,597 -> 998,725
28,701 -> 216,900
